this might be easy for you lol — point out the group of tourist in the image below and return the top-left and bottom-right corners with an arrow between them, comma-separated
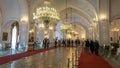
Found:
84,39 -> 99,55
33,38 -> 50,50
43,38 -> 50,49
32,38 -> 81,50
54,38 -> 81,47
32,38 -> 100,56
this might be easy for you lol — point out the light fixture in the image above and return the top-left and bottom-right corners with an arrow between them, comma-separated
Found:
21,16 -> 28,23
82,34 -> 85,39
29,29 -> 34,33
33,0 -> 60,26
111,27 -> 119,32
61,23 -> 71,30
60,0 -> 72,32
49,26 -> 53,30
100,14 -> 107,21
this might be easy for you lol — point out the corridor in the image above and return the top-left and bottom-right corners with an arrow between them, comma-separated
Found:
1,0 -> 120,68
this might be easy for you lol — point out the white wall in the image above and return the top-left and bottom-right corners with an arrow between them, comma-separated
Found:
0,0 -> 29,45
0,0 -> 20,24
110,0 -> 120,19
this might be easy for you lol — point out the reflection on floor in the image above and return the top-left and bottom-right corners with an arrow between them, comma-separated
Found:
0,45 -> 52,57
0,49 -> 17,57
105,58 -> 120,68
0,47 -> 77,68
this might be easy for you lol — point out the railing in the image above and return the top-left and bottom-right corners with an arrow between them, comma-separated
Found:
67,46 -> 82,68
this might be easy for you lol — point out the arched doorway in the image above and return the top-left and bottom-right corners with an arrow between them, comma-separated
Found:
10,22 -> 19,50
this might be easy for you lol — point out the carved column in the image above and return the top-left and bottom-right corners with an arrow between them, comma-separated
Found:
0,23 -> 1,43
49,29 -> 54,45
19,22 -> 29,51
38,27 -> 44,43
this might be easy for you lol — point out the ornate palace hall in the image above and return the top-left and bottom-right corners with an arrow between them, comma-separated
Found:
0,0 -> 120,68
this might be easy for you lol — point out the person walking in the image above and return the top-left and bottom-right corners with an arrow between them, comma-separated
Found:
55,39 -> 57,48
62,39 -> 66,47
46,38 -> 50,49
94,40 -> 99,55
71,40 -> 74,47
43,38 -> 47,49
90,40 -> 94,54
33,41 -> 37,50
85,39 -> 90,54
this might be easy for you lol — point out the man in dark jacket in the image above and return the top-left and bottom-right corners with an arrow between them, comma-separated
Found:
85,39 -> 90,54
94,40 -> 99,55
90,40 -> 94,54
55,39 -> 57,48
43,38 -> 47,49
62,39 -> 66,47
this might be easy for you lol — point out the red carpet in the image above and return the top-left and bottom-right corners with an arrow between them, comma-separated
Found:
78,48 -> 112,68
0,46 -> 56,65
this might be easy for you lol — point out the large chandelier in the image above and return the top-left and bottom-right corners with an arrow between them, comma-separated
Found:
33,0 -> 60,25
61,23 -> 71,30
60,0 -> 72,32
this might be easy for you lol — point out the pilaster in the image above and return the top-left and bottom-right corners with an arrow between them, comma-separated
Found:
99,0 -> 110,46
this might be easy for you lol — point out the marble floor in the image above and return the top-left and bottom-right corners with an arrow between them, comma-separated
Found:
105,58 -> 120,68
0,47 -> 78,68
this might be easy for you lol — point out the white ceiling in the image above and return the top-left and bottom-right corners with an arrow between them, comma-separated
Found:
27,0 -> 98,35
27,0 -> 98,22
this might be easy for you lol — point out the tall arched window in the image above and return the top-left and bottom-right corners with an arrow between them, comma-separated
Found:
10,22 -> 19,50
11,26 -> 17,49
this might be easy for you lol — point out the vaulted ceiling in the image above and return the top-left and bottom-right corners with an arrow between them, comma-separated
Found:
27,0 -> 99,36
27,0 -> 98,22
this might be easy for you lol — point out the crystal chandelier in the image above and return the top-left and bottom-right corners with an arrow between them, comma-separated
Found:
60,0 -> 72,32
61,23 -> 71,30
33,0 -> 60,25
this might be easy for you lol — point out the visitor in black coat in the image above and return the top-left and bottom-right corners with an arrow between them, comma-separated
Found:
46,39 -> 50,49
55,39 -> 57,48
71,40 -> 74,46
90,40 -> 94,54
85,39 -> 90,54
62,39 -> 66,47
43,38 -> 47,49
94,40 -> 99,55
75,39 -> 77,46
67,39 -> 70,47
33,41 -> 37,50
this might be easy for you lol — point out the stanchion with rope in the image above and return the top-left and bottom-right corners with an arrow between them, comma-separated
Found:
68,58 -> 70,68
72,53 -> 74,68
